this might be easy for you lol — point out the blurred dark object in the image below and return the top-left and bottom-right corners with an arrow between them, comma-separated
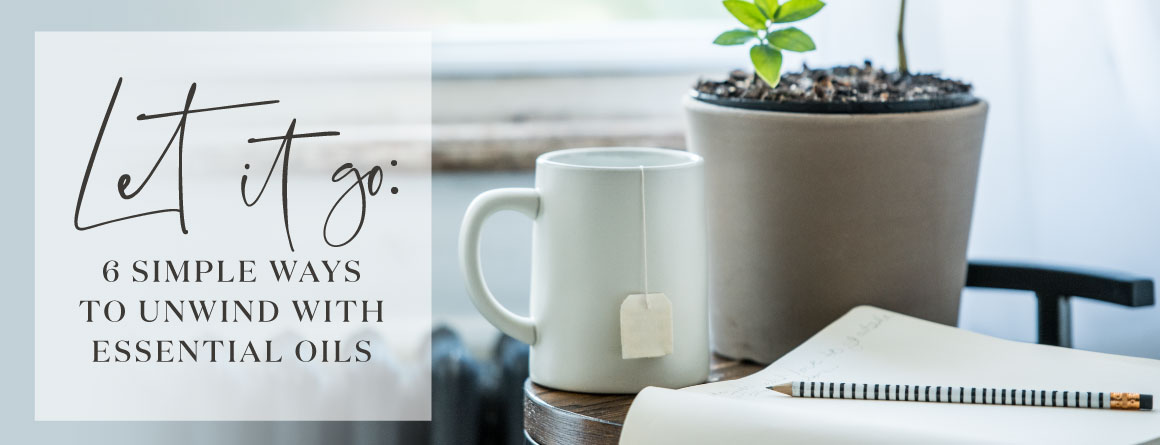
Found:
430,326 -> 529,445
966,260 -> 1155,348
494,335 -> 530,444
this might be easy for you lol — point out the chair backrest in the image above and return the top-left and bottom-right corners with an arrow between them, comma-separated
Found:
965,261 -> 1154,347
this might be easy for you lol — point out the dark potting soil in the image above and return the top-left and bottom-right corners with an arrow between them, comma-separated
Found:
693,60 -> 976,113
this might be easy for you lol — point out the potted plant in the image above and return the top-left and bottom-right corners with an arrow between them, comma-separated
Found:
687,0 -> 988,363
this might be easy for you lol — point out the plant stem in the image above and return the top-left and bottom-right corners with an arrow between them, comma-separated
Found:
897,0 -> 909,76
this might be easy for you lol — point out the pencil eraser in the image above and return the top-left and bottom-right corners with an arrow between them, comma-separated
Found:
1141,394 -> 1152,411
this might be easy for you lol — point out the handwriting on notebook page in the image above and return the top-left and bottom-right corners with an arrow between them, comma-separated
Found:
786,312 -> 892,381
688,310 -> 894,399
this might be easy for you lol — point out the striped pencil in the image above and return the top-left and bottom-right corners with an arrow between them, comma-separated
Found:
768,381 -> 1152,411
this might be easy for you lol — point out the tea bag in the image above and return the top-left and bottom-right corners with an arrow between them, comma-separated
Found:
621,292 -> 673,359
621,166 -> 674,359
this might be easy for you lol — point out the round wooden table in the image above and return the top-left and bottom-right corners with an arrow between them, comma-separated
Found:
522,355 -> 762,444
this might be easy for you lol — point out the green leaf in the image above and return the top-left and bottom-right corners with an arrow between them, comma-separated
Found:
723,0 -> 768,30
767,27 -> 816,52
773,0 -> 825,23
713,29 -> 759,46
749,44 -> 783,87
755,0 -> 777,18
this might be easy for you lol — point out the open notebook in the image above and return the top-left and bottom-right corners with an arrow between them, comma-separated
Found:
620,306 -> 1160,444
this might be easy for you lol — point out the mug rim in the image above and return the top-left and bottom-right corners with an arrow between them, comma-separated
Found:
537,147 -> 703,171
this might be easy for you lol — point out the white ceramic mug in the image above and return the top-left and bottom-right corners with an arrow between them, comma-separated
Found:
459,147 -> 709,393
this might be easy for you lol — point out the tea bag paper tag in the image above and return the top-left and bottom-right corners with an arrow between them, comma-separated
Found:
620,292 -> 673,359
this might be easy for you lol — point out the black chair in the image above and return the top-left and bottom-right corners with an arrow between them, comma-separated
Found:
965,260 -> 1155,347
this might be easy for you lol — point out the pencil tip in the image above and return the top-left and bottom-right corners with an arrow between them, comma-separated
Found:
768,382 -> 793,395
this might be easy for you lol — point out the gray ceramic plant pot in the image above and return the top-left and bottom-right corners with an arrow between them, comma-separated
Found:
684,95 -> 988,364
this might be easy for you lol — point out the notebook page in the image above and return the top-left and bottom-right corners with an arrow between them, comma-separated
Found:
620,306 -> 1160,444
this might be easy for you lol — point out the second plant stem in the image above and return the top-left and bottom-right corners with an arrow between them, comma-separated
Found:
897,0 -> 909,76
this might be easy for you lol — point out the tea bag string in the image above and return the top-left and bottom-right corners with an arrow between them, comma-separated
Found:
640,165 -> 651,309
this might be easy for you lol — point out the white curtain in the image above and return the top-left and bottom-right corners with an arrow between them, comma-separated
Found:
803,0 -> 1160,357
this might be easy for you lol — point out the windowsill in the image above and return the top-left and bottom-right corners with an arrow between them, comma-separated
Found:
433,117 -> 685,171
431,72 -> 704,170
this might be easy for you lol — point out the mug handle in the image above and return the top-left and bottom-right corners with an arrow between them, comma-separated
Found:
458,188 -> 540,345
